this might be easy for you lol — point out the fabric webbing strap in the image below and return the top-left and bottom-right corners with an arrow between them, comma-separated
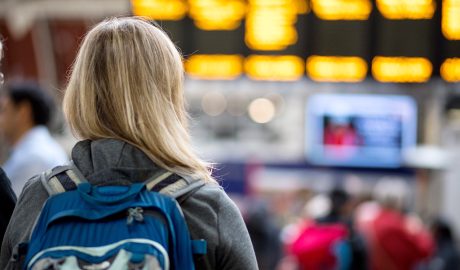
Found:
42,163 -> 205,200
144,170 -> 173,191
144,171 -> 205,199
41,164 -> 88,196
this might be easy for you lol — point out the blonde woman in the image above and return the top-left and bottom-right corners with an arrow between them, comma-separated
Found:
0,17 -> 257,269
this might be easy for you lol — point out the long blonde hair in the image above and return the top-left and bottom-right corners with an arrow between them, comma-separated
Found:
63,17 -> 214,182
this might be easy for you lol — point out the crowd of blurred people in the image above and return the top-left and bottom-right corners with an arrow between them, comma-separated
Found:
242,178 -> 460,270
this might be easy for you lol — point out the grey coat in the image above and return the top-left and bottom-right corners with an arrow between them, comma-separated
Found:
0,139 -> 258,270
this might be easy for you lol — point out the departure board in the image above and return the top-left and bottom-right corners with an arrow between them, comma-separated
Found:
307,0 -> 371,82
441,0 -> 460,82
372,0 -> 436,83
131,0 -> 460,83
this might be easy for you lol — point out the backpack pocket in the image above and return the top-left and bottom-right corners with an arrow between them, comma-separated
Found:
24,185 -> 199,270
29,239 -> 167,270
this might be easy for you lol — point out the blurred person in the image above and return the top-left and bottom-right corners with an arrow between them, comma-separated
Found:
277,194 -> 325,270
244,199 -> 283,270
0,17 -> 257,269
316,189 -> 351,223
0,40 -> 17,249
289,189 -> 367,270
316,189 -> 367,270
355,178 -> 434,270
425,218 -> 460,270
0,82 -> 68,196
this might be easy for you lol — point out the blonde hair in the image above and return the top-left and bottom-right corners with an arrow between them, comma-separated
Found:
63,17 -> 214,182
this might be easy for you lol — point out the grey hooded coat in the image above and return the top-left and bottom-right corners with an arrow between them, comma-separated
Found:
0,139 -> 258,270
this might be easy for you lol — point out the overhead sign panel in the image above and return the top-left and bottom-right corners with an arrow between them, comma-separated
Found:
131,0 -> 460,83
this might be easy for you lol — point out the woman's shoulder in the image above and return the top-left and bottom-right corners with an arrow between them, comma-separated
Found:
181,182 -> 245,232
192,182 -> 224,197
17,174 -> 48,201
186,182 -> 236,210
183,182 -> 258,269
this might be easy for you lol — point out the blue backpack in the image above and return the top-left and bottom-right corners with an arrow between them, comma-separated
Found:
22,165 -> 207,270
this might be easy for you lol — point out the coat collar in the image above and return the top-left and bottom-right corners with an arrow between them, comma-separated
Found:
71,139 -> 162,185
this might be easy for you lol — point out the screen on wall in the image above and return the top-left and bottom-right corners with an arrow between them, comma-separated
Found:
306,94 -> 417,168
131,0 -> 460,82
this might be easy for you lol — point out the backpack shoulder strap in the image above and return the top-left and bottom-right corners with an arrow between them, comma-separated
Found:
40,162 -> 88,196
144,170 -> 205,201
41,163 -> 204,200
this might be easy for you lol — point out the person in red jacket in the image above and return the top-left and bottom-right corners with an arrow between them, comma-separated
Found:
355,179 -> 434,270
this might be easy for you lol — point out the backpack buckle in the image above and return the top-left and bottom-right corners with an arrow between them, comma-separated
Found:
127,207 -> 144,225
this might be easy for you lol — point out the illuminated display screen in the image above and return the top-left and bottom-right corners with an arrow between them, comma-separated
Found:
372,57 -> 433,83
309,9 -> 369,82
132,0 -> 187,20
441,58 -> 460,82
311,0 -> 372,20
131,0 -> 460,83
244,0 -> 309,82
442,0 -> 460,40
441,0 -> 460,82
374,6 -> 435,82
442,33 -> 460,82
189,0 -> 246,31
245,0 -> 308,51
245,55 -> 305,81
376,0 -> 436,20
306,94 -> 417,168
307,56 -> 367,82
185,54 -> 244,80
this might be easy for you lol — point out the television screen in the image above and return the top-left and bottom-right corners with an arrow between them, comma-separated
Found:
306,94 -> 417,168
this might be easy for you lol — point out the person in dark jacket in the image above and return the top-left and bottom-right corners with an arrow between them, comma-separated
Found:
427,218 -> 460,270
0,41 -> 18,249
0,17 -> 257,270
0,168 -> 16,249
316,189 -> 367,270
245,199 -> 283,270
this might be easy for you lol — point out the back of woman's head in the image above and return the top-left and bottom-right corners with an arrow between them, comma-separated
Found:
64,17 -> 214,182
